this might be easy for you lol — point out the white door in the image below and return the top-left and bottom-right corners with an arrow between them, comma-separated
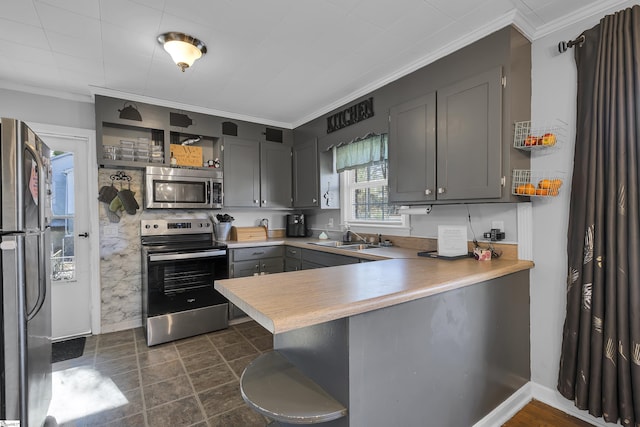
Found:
37,131 -> 93,340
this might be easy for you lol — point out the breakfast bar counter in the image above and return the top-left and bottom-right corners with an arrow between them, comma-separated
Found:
215,257 -> 533,334
216,255 -> 534,427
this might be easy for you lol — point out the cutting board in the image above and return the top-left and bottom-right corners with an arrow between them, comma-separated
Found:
230,226 -> 268,241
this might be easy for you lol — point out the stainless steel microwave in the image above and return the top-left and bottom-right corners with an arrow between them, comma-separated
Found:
145,166 -> 223,209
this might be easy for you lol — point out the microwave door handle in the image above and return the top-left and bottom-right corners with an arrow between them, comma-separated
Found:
206,181 -> 211,205
149,249 -> 227,262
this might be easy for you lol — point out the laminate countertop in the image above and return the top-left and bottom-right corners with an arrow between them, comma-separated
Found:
215,251 -> 534,334
223,238 -> 423,260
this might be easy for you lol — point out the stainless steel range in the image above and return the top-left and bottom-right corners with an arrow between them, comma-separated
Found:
141,218 -> 228,346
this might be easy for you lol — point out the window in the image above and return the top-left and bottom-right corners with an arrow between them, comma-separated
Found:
341,160 -> 405,227
50,151 -> 76,281
336,132 -> 406,228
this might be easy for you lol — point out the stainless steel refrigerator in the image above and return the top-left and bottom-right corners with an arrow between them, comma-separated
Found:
0,118 -> 52,426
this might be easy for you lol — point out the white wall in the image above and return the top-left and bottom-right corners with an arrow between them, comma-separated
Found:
529,0 -> 638,396
0,88 -> 94,130
307,204 -> 518,243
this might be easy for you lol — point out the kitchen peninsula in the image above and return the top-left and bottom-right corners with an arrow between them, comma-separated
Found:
215,253 -> 534,426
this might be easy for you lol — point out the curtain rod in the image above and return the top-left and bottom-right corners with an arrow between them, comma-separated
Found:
558,35 -> 585,53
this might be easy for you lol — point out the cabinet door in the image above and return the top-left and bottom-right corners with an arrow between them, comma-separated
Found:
436,67 -> 502,200
231,260 -> 260,278
261,257 -> 284,274
292,138 -> 319,208
389,92 -> 437,203
300,248 -> 359,267
284,257 -> 301,272
260,141 -> 292,208
224,138 -> 260,207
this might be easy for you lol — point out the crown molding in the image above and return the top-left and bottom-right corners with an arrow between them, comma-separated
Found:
89,86 -> 293,129
292,10 -> 522,128
532,0 -> 632,39
0,81 -> 93,104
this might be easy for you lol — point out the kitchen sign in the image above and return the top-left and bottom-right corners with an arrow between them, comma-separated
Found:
326,97 -> 374,134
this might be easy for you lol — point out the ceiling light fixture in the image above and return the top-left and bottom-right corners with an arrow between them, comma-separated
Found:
157,32 -> 207,72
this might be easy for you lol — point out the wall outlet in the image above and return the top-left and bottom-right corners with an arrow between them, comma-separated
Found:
104,225 -> 118,237
328,218 -> 334,227
491,220 -> 504,232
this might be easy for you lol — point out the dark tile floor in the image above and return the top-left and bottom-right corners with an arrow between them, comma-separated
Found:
48,320 -> 272,427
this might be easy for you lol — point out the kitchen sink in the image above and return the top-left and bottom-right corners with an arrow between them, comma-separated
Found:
307,241 -> 380,250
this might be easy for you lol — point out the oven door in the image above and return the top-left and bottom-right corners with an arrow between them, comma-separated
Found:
145,249 -> 228,316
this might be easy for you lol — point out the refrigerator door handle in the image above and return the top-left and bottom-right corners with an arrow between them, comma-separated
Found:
26,232 -> 47,321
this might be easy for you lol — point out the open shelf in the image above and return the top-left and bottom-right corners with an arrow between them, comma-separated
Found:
512,169 -> 565,197
513,119 -> 567,151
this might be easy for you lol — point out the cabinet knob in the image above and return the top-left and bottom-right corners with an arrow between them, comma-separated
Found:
254,200 -> 259,204
438,187 -> 446,194
425,189 -> 432,196
255,264 -> 260,270
262,200 -> 267,205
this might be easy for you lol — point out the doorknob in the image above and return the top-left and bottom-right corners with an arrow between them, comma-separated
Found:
78,232 -> 89,238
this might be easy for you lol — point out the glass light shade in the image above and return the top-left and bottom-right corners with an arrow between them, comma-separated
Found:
163,40 -> 202,71
158,32 -> 207,72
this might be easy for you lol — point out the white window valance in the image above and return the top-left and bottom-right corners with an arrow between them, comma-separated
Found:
335,133 -> 388,173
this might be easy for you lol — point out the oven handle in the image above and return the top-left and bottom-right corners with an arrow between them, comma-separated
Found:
149,249 -> 227,262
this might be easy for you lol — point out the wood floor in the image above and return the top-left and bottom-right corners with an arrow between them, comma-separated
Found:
504,400 -> 595,427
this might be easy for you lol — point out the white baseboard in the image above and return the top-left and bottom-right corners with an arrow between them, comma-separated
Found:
472,381 -> 621,427
99,319 -> 142,334
530,383 -> 621,426
472,383 -> 532,427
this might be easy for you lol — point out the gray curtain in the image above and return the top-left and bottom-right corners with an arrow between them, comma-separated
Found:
558,6 -> 640,426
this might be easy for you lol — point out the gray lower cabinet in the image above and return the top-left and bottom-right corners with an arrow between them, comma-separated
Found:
223,137 -> 292,208
389,67 -> 503,203
299,248 -> 359,270
229,246 -> 285,277
284,246 -> 302,272
228,246 -> 285,319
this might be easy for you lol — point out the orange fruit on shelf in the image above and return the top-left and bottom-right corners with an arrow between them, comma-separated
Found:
551,179 -> 563,188
524,136 -> 539,147
535,188 -> 549,196
541,133 -> 556,146
515,183 -> 535,195
549,188 -> 559,196
538,179 -> 552,189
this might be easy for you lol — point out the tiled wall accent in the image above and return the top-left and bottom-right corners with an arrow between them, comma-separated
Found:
98,168 -> 210,332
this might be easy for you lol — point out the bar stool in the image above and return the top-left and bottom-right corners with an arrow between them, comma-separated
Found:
240,351 -> 347,424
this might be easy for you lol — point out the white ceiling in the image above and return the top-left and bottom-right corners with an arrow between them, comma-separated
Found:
0,0 -> 629,128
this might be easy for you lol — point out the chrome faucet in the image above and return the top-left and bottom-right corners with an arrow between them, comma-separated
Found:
343,227 -> 367,243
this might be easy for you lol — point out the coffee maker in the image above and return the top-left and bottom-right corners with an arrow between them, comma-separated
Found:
286,214 -> 308,237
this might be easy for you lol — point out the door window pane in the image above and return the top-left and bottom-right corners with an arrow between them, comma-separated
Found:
50,151 -> 75,281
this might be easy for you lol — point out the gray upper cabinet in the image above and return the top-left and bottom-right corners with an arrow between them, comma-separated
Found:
389,92 -> 436,203
223,138 -> 292,208
389,67 -> 503,203
224,137 -> 261,207
436,67 -> 502,200
292,138 -> 339,209
292,138 -> 319,208
261,141 -> 292,209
